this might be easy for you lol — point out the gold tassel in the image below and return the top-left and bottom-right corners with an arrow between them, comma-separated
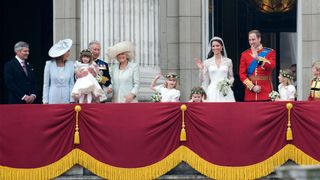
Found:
74,131 -> 80,144
286,127 -> 293,141
180,128 -> 186,141
180,104 -> 187,141
286,103 -> 293,141
74,105 -> 82,144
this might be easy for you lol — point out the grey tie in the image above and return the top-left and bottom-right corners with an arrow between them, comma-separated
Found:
21,61 -> 28,75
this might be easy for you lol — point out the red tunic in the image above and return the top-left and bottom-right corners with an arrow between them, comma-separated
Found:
239,47 -> 276,101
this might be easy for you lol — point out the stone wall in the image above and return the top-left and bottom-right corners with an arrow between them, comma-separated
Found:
159,0 -> 202,101
53,0 -> 80,60
298,0 -> 320,99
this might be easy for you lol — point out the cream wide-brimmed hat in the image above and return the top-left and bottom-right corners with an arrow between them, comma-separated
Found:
48,39 -> 73,58
107,41 -> 134,60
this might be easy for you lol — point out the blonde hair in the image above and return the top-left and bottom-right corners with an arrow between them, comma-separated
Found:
164,73 -> 179,88
312,61 -> 320,72
164,78 -> 178,88
279,69 -> 294,86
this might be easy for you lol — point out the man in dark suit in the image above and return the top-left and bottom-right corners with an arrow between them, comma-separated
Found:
88,40 -> 112,102
4,41 -> 37,104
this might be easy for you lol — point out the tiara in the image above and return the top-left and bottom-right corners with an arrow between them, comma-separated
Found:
165,73 -> 179,79
280,70 -> 293,80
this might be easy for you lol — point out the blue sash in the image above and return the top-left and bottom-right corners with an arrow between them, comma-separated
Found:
247,48 -> 271,77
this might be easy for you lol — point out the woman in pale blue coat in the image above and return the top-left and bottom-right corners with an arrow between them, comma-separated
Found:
107,41 -> 140,103
42,39 -> 75,104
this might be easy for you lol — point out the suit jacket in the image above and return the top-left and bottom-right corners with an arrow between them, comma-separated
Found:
4,58 -> 37,104
95,59 -> 112,87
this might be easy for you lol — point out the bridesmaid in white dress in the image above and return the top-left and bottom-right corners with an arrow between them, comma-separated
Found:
274,69 -> 296,101
195,37 -> 235,102
107,41 -> 140,103
43,39 -> 75,104
150,73 -> 180,102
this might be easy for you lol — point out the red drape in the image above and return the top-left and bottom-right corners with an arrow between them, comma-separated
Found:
0,104 -> 75,168
184,102 -> 288,166
0,102 -> 319,176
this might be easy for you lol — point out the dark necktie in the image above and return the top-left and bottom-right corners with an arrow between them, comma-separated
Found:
21,61 -> 28,75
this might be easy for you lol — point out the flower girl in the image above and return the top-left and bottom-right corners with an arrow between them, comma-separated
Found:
71,49 -> 104,103
274,69 -> 296,101
188,86 -> 207,102
150,73 -> 180,102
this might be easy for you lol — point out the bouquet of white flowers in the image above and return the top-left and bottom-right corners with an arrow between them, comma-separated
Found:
269,90 -> 280,101
217,78 -> 232,96
151,92 -> 162,102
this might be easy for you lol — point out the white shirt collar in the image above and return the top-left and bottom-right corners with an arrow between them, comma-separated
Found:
15,55 -> 25,64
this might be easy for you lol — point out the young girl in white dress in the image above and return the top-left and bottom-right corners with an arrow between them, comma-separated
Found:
71,49 -> 104,103
151,73 -> 180,102
188,86 -> 207,102
275,69 -> 296,101
195,37 -> 235,102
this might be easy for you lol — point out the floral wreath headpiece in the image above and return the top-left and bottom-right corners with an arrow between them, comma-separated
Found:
280,69 -> 293,80
165,73 -> 179,79
191,88 -> 205,95
80,49 -> 93,57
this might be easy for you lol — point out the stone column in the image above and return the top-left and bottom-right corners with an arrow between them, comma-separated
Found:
178,0 -> 202,101
298,0 -> 320,100
81,0 -> 161,101
53,0 -> 80,60
160,0 -> 202,101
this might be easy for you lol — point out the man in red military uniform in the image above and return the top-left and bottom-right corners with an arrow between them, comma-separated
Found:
239,30 -> 276,101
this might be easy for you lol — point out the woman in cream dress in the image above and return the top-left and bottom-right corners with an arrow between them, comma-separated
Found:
107,41 -> 140,103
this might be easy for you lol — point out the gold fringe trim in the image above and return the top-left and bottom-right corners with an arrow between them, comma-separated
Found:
77,148 -> 183,180
243,78 -> 254,90
0,145 -> 319,180
183,144 -> 319,180
0,150 -> 78,180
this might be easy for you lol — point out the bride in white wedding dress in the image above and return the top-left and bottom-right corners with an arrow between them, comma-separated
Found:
195,37 -> 235,102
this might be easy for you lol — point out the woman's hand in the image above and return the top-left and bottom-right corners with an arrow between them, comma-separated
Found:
124,93 -> 136,103
274,98 -> 280,102
107,87 -> 113,94
194,58 -> 204,70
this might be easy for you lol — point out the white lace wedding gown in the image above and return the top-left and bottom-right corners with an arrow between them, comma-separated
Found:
201,56 -> 235,102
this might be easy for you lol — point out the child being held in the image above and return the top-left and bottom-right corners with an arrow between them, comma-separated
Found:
308,61 -> 320,101
274,69 -> 296,101
188,86 -> 207,102
151,73 -> 180,102
72,49 -> 104,103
